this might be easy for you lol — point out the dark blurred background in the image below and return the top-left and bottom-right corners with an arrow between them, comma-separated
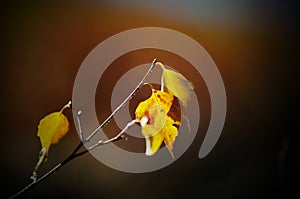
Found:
1,1 -> 298,198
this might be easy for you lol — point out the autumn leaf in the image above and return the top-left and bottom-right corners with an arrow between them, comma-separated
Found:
31,101 -> 71,181
135,89 -> 181,158
144,112 -> 180,159
135,89 -> 173,122
157,62 -> 194,108
134,63 -> 194,158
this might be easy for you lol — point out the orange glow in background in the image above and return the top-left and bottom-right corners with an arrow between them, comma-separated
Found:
1,1 -> 297,198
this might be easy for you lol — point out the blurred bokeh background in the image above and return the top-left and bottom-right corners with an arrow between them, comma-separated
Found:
1,1 -> 298,198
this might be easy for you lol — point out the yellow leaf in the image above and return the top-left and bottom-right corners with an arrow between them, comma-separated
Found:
141,104 -> 167,137
37,111 -> 69,154
135,89 -> 173,121
158,62 -> 194,108
32,102 -> 71,181
135,89 -> 181,158
145,116 -> 180,158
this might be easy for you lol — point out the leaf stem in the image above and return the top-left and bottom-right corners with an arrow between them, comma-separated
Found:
59,101 -> 72,113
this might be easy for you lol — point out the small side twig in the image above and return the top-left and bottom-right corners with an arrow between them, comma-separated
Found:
73,110 -> 84,141
88,119 -> 138,151
10,59 -> 157,199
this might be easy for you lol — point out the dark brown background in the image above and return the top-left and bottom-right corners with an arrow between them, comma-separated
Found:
1,1 -> 298,198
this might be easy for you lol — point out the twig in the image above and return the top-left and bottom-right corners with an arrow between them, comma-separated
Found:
11,153 -> 74,199
88,119 -> 138,151
73,110 -> 84,141
10,59 -> 157,199
85,58 -> 157,141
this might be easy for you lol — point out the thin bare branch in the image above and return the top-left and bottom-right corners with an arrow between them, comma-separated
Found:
70,105 -> 85,141
85,58 -> 157,141
88,119 -> 138,151
76,111 -> 84,141
10,59 -> 157,199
